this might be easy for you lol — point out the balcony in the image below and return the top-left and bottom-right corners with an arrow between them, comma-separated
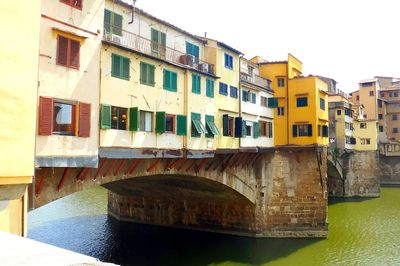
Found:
240,72 -> 272,90
103,25 -> 215,75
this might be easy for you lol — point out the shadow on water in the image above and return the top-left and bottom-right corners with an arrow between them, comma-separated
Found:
28,214 -> 321,266
328,196 -> 377,206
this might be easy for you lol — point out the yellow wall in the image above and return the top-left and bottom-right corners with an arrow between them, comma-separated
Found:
358,82 -> 378,120
287,54 -> 303,79
0,1 -> 40,236
354,120 -> 378,151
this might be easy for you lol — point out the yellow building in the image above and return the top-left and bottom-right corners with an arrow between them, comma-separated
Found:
100,0 -> 219,157
0,1 -> 41,236
351,104 -> 378,151
203,39 -> 242,150
257,54 -> 329,146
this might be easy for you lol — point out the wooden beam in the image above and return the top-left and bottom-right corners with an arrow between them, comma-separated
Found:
185,160 -> 196,172
36,168 -> 48,196
103,159 -> 118,177
76,168 -> 86,181
57,168 -> 70,192
128,160 -> 142,175
195,158 -> 208,173
124,160 -> 136,175
220,154 -> 235,172
168,157 -> 185,170
147,158 -> 161,172
94,158 -> 108,179
114,159 -> 128,176
79,168 -> 90,181
176,158 -> 188,171
205,159 -> 215,171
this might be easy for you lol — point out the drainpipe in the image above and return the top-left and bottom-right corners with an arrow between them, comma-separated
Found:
183,68 -> 188,150
286,63 -> 290,145
238,55 -> 243,149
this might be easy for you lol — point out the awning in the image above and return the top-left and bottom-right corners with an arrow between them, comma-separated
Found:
206,120 -> 219,136
192,119 -> 207,134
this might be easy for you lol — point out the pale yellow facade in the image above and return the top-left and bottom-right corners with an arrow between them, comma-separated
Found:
0,1 -> 41,235
354,120 -> 378,151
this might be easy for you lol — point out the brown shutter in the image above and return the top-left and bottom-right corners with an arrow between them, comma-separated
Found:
75,0 -> 82,8
38,96 -> 53,135
78,102 -> 91,137
57,35 -> 68,66
70,39 -> 80,69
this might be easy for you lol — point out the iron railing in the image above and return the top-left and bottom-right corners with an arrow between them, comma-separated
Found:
240,72 -> 271,90
103,25 -> 215,75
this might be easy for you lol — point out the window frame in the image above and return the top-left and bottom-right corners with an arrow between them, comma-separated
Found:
111,106 -> 128,130
163,69 -> 178,92
277,107 -> 284,116
230,86 -> 238,98
52,100 -> 77,136
165,114 -> 175,133
56,35 -> 80,70
140,62 -> 155,86
219,82 -> 228,96
224,53 -> 233,69
192,74 -> 201,94
296,97 -> 308,107
139,110 -> 153,132
206,79 -> 214,98
277,78 -> 285,87
320,98 -> 326,110
111,53 -> 130,80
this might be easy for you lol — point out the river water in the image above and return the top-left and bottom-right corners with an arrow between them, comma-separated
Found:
28,187 -> 400,266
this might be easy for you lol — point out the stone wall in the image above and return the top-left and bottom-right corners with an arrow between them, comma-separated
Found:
378,156 -> 400,184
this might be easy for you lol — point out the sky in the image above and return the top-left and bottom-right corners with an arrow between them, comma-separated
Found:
123,0 -> 400,92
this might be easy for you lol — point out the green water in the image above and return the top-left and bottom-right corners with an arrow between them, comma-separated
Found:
28,187 -> 400,266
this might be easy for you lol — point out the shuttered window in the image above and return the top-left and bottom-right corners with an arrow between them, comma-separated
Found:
206,79 -> 214,98
100,104 -> 111,129
242,91 -> 249,102
224,53 -> 233,69
253,122 -> 259,138
176,115 -> 187,136
38,97 -> 54,135
140,62 -> 155,86
191,113 -> 206,137
111,54 -> 130,80
60,0 -> 82,9
155,112 -> 166,133
267,97 -> 278,108
205,115 -> 219,138
234,117 -> 243,138
111,106 -> 127,130
57,35 -> 80,69
53,101 -> 76,135
251,92 -> 256,104
78,102 -> 91,137
222,115 -> 234,137
163,70 -> 177,92
129,107 -> 139,131
151,28 -> 166,58
296,97 -> 308,107
293,124 -> 313,137
219,82 -> 228,96
104,9 -> 122,36
230,86 -> 238,98
192,74 -> 201,94
322,125 -> 329,137
260,121 -> 272,138
186,42 -> 200,60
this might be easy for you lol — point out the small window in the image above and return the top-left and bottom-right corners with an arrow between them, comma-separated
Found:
379,125 -> 384,132
191,113 -> 206,137
205,115 -> 219,138
224,53 -> 233,69
251,93 -> 256,104
356,95 -> 360,101
60,0 -> 82,9
395,92 -> 399,97
277,78 -> 285,87
360,123 -> 367,129
298,124 -> 312,137
393,128 -> 399,133
111,106 -> 127,130
378,100 -> 383,108
57,35 -> 80,69
361,138 -> 371,145
261,96 -> 268,107
230,86 -> 238,98
206,79 -> 214,98
139,111 -> 153,132
369,90 -> 374,96
393,114 -> 398,121
53,101 -> 76,135
242,91 -> 249,102
337,110 -> 341,115
362,82 -> 373,87
111,54 -> 130,80
219,82 -> 228,96
245,124 -> 252,137
380,92 -> 385,97
297,97 -> 308,107
104,9 -> 123,36
378,114 -> 383,120
192,74 -> 201,94
320,98 -> 325,110
259,121 -> 273,138
222,114 -> 234,137
140,62 -> 155,86
165,114 -> 175,133
277,107 -> 284,116
163,70 -> 177,92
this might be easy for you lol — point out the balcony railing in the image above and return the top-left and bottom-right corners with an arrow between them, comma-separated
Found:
240,72 -> 271,90
103,25 -> 215,75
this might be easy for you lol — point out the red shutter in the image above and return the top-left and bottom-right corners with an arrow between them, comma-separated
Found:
74,0 -> 82,8
57,35 -> 68,66
38,96 -> 53,135
78,102 -> 91,137
70,39 -> 80,69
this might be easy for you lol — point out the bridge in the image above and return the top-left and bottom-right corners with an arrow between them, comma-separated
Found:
32,146 -> 328,238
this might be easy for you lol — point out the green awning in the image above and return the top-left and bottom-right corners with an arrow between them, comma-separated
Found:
192,119 -> 207,134
206,120 -> 219,136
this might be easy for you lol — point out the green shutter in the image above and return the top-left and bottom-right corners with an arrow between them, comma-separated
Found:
171,72 -> 177,91
129,107 -> 139,131
308,124 -> 313,136
268,122 -> 273,138
155,112 -> 166,133
101,104 -> 111,129
111,54 -> 120,78
206,79 -> 214,98
140,62 -> 146,84
176,115 -> 187,136
191,112 -> 204,137
268,97 -> 278,108
151,28 -> 159,54
113,13 -> 123,36
293,125 -> 298,137
253,122 -> 259,138
161,32 -> 166,46
205,115 -> 219,138
163,69 -> 170,90
122,57 -> 130,80
104,9 -> 111,33
242,120 -> 247,137
149,65 -> 155,85
192,74 -> 200,94
222,115 -> 229,136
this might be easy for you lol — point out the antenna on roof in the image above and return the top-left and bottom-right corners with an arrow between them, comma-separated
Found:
128,0 -> 137,24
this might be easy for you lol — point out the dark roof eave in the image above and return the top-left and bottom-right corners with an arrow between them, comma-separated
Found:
240,80 -> 274,93
217,41 -> 243,55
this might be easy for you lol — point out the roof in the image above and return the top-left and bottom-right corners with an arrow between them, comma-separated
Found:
113,0 -> 206,43
217,41 -> 243,55
258,60 -> 288,65
359,78 -> 377,84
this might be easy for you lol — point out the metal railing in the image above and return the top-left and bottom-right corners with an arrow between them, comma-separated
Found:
103,25 -> 215,75
240,72 -> 271,90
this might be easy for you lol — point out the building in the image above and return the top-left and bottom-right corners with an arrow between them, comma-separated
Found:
352,104 -> 378,151
100,0 -> 219,158
239,57 -> 274,148
0,1 -> 41,236
35,0 -> 104,169
256,54 -> 329,146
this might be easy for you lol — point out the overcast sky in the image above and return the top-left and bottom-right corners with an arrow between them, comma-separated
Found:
124,0 -> 400,92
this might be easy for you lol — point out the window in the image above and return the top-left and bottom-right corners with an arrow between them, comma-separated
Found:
139,111 -> 153,132
322,125 -> 328,137
53,101 -> 76,135
57,35 -> 80,69
277,78 -> 285,87
378,100 -> 383,108
296,97 -> 308,107
369,90 -> 374,96
140,62 -> 155,86
162,70 -> 177,92
251,92 -> 256,104
192,74 -> 201,94
393,114 -> 398,121
356,95 -> 360,101
111,54 -> 130,80
344,108 -> 351,117
381,92 -> 385,97
230,86 -> 238,98
261,96 -> 268,107
60,0 -> 82,9
260,121 -> 273,138
378,114 -> 383,120
395,92 -> 399,97
205,115 -> 219,138
337,110 -> 342,116
320,98 -> 325,110
191,113 -> 206,137
361,138 -> 371,145
360,123 -> 367,129
293,124 -> 312,137
222,115 -> 234,137
389,92 -> 394,97
219,82 -> 228,95
361,82 -> 373,87
206,79 -> 214,98
111,106 -> 127,130
242,90 -> 250,102
277,107 -> 284,116
345,136 -> 351,144
165,114 -> 175,133
393,128 -> 399,133
186,42 -> 199,61
246,124 -> 252,137
224,53 -> 233,69
151,28 -> 166,58
104,9 -> 122,36
379,125 -> 384,132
